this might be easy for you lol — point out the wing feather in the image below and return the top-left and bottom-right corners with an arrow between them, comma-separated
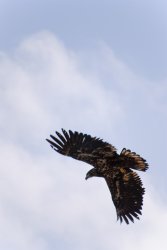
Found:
62,129 -> 70,141
105,169 -> 145,224
46,129 -> 116,167
46,138 -> 62,151
56,131 -> 67,144
50,135 -> 64,147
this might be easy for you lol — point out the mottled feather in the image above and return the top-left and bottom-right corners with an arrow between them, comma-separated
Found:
46,129 -> 148,224
105,168 -> 144,224
46,129 -> 117,166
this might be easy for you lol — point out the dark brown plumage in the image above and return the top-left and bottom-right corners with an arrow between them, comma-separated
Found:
46,129 -> 148,224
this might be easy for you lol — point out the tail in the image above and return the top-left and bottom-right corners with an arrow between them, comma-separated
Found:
120,148 -> 149,172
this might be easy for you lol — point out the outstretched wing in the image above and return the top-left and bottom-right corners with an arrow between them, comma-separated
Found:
46,129 -> 117,167
119,148 -> 148,172
105,168 -> 145,224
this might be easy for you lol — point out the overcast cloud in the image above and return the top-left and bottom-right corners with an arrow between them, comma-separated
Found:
0,1 -> 167,250
0,31 -> 166,250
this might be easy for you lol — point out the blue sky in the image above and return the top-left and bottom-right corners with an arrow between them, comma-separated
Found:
0,1 -> 167,250
1,0 -> 167,80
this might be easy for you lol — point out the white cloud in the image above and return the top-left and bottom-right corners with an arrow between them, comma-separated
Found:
0,32 -> 124,147
0,31 -> 166,250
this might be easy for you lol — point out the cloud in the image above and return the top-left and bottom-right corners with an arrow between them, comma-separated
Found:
0,32 -> 125,148
0,31 -> 166,250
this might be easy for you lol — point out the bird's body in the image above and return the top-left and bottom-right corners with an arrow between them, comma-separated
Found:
46,129 -> 148,224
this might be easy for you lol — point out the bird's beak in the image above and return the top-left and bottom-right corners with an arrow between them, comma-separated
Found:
85,175 -> 89,180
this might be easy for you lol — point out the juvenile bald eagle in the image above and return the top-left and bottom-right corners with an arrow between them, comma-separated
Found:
46,129 -> 148,224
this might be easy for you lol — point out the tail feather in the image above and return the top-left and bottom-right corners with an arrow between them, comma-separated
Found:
120,148 -> 148,172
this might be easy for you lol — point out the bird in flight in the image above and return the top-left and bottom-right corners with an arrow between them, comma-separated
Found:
46,129 -> 148,224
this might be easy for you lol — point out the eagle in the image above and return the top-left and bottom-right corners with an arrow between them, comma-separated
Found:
46,129 -> 148,224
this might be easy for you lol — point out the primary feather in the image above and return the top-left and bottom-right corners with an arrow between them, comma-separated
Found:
46,129 -> 148,224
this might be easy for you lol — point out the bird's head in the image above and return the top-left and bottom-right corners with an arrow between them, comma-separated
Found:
85,168 -> 101,180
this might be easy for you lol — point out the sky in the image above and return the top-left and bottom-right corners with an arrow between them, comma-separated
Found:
0,1 -> 167,250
